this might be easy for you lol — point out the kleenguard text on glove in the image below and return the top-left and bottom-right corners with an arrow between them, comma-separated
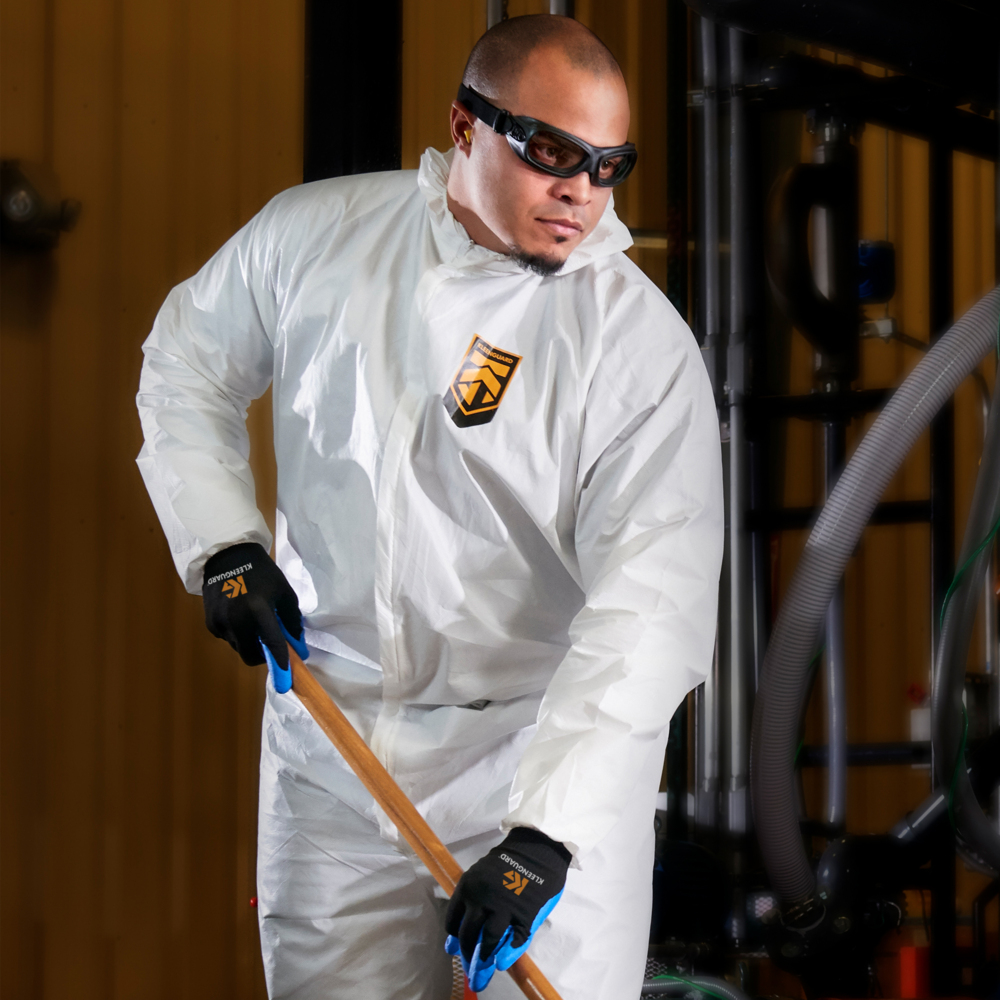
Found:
499,854 -> 544,884
205,562 -> 253,586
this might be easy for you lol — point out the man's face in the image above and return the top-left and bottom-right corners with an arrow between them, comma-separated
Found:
450,47 -> 631,273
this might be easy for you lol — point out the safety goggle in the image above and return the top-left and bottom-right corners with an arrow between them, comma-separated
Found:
457,84 -> 637,188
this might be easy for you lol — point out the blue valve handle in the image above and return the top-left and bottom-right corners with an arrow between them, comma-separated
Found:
260,619 -> 309,693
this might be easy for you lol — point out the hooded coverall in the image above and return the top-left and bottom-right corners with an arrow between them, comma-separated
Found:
137,148 -> 723,999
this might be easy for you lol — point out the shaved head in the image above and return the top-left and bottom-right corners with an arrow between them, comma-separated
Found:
462,14 -> 622,102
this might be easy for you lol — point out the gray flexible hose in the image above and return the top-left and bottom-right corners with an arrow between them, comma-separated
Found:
750,286 -> 1000,904
931,367 -> 1000,874
641,975 -> 751,1000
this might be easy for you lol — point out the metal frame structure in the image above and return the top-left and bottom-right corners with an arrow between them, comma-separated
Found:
676,5 -> 999,996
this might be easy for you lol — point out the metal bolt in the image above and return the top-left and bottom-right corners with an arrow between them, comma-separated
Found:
4,187 -> 34,221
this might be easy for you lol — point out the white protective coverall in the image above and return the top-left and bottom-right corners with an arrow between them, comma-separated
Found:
137,147 -> 723,1000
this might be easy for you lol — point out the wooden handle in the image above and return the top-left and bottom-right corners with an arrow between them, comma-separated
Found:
288,646 -> 564,1000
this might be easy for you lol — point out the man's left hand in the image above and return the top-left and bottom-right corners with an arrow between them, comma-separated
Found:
445,827 -> 570,991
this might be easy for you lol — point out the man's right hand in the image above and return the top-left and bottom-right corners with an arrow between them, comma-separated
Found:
202,542 -> 304,679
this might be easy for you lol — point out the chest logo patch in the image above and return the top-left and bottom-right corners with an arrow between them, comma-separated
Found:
445,336 -> 522,428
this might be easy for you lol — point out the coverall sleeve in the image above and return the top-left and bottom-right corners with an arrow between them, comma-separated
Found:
504,318 -> 723,862
136,211 -> 279,594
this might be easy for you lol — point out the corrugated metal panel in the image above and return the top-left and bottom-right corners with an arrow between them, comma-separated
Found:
0,0 -> 301,995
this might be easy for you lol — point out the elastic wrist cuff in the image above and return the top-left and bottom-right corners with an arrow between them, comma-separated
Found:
504,826 -> 572,864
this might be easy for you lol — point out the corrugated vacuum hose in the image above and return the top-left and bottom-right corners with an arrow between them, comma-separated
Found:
286,645 -> 566,1000
750,286 -> 1000,905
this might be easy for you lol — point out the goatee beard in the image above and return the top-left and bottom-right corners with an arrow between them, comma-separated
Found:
508,246 -> 566,277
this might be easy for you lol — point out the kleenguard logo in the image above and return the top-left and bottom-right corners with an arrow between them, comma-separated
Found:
445,336 -> 521,428
503,871 -> 529,895
222,576 -> 248,598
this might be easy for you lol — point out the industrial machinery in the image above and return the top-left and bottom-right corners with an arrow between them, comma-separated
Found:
642,2 -> 999,997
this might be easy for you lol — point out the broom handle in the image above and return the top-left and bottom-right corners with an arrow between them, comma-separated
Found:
287,646 -> 564,1000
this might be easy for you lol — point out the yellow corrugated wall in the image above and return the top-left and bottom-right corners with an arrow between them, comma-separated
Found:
0,0 -> 301,996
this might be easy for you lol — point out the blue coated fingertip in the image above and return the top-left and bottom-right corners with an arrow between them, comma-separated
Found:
278,618 -> 310,661
493,890 -> 563,972
261,641 -> 293,694
468,926 -> 517,992
468,942 -> 497,993
446,930 -> 500,993
493,889 -> 563,973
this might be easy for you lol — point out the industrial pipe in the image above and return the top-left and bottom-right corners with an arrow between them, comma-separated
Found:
697,15 -> 720,390
694,14 -> 721,831
725,26 -> 752,837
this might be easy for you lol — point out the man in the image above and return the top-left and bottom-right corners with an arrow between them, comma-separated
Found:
137,14 -> 722,1000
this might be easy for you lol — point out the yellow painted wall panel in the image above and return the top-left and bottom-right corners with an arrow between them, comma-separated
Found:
1,0 -> 301,995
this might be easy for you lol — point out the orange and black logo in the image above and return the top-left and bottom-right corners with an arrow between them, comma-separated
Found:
503,871 -> 529,895
222,575 -> 248,598
445,336 -> 521,428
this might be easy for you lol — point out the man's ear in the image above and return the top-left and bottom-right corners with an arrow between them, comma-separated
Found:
450,101 -> 476,156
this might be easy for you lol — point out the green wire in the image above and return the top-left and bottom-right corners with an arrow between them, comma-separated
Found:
938,512 -> 1000,633
649,973 -> 734,1000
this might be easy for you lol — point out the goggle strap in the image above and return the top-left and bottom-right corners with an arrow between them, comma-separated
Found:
457,84 -> 516,138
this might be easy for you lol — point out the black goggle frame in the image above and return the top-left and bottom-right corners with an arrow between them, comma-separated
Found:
457,84 -> 637,188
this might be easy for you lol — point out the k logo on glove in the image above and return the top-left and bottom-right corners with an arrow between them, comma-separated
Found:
503,871 -> 529,894
221,575 -> 248,598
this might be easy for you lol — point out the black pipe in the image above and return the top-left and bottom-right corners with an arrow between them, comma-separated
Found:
928,146 -> 957,995
304,0 -> 402,182
799,742 -> 932,767
929,143 -> 955,663
751,54 -> 997,162
665,0 -> 690,318
748,500 -> 932,532
748,388 -> 888,420
972,879 -> 999,985
681,0 -> 999,109
665,701 -> 689,841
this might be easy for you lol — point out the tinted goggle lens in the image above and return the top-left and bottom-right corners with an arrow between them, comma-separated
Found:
526,130 -> 588,172
596,151 -> 634,185
523,129 -> 635,186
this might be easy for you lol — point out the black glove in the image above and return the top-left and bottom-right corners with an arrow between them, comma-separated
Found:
445,827 -> 571,991
202,542 -> 302,672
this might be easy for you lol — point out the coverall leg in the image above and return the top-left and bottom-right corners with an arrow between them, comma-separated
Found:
256,692 -> 662,1000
